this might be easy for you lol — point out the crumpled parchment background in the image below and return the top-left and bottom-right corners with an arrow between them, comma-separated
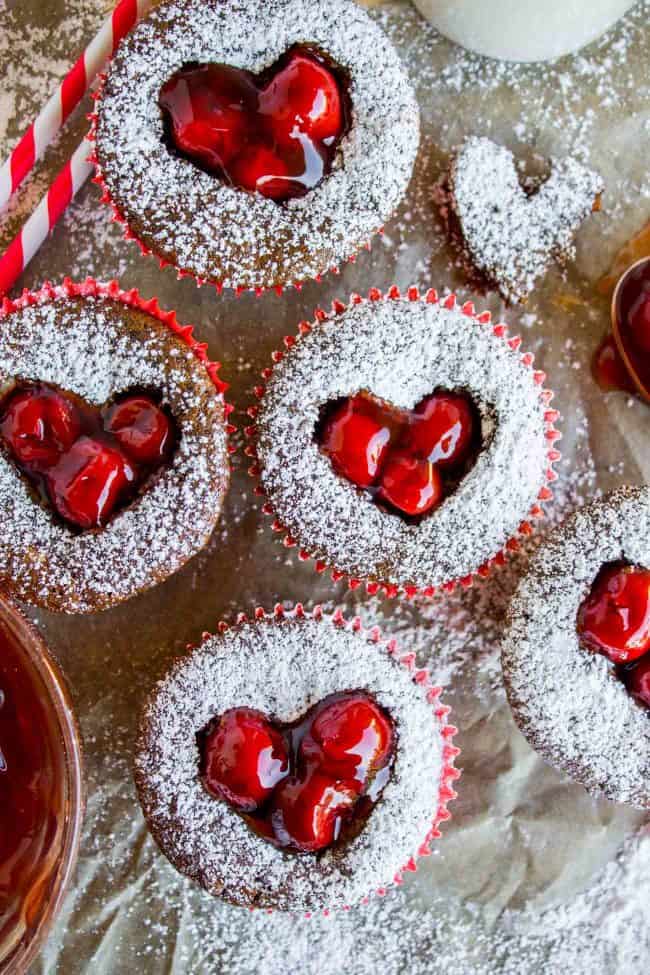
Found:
1,1 -> 650,972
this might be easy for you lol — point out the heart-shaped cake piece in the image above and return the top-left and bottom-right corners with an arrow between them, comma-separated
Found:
134,606 -> 459,911
438,136 -> 603,304
160,45 -> 350,203
0,383 -> 176,530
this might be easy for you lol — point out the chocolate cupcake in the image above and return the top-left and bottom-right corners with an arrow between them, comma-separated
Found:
91,0 -> 420,294
246,287 -> 560,597
134,605 -> 459,912
436,136 -> 603,304
0,280 -> 230,614
502,486 -> 650,809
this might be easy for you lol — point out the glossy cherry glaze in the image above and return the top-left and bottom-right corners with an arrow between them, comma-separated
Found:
577,562 -> 650,665
198,691 -> 395,854
0,383 -> 177,531
160,45 -> 351,203
592,334 -> 637,394
318,390 -> 480,520
578,561 -> 650,712
593,257 -> 650,400
0,625 -> 66,967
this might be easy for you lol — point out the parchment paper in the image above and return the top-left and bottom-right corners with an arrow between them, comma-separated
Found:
1,1 -> 649,971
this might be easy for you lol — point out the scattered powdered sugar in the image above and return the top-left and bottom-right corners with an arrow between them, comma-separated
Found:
134,609 -> 452,912
95,0 -> 420,291
256,294 -> 551,590
502,485 -> 650,808
0,293 -> 229,613
437,136 -> 604,304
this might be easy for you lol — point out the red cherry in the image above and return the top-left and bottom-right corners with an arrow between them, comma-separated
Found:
403,393 -> 475,468
270,769 -> 357,852
320,396 -> 395,489
0,386 -> 80,470
300,693 -> 394,790
46,437 -> 136,529
160,65 -> 254,170
623,653 -> 650,709
259,51 -> 344,149
104,397 -> 172,465
160,48 -> 347,204
577,563 -> 650,664
377,449 -> 443,516
228,143 -> 298,199
201,708 -> 289,812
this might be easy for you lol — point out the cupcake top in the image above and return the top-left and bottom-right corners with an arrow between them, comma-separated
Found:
134,606 -> 458,912
0,283 -> 229,613
251,290 -> 558,594
502,486 -> 650,809
437,136 -> 603,304
94,0 -> 419,292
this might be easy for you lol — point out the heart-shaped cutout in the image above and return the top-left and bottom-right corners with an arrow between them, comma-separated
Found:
159,45 -> 350,203
198,691 -> 395,854
0,383 -> 177,530
441,136 -> 603,304
317,389 -> 480,519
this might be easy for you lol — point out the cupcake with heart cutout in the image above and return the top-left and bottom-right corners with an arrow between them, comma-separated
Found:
134,604 -> 459,912
245,286 -> 561,598
502,486 -> 650,808
0,279 -> 230,614
91,0 -> 419,294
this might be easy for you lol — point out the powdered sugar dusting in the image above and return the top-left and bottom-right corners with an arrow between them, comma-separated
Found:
95,0 -> 420,291
502,485 -> 650,808
437,136 -> 603,304
0,293 -> 229,613
135,609 -> 451,912
256,294 -> 550,589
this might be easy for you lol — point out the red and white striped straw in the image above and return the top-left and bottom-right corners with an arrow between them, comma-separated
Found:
0,0 -> 153,297
0,0 -> 150,212
0,142 -> 93,298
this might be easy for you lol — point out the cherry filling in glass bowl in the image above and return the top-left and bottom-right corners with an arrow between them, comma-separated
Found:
159,44 -> 351,203
577,561 -> 650,710
316,390 -> 481,521
0,382 -> 178,531
198,691 -> 395,854
0,594 -> 83,974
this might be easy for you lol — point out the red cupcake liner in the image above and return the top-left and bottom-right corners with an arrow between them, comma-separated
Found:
187,601 -> 460,916
244,285 -> 562,599
86,80 -> 381,298
0,276 -> 236,449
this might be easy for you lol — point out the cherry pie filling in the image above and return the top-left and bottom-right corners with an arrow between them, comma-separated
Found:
0,382 -> 177,531
593,257 -> 650,396
316,390 -> 481,519
159,44 -> 351,203
198,691 -> 395,854
577,561 -> 650,710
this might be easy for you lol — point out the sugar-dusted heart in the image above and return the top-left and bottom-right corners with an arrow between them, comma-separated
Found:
198,691 -> 395,854
0,383 -> 176,530
317,389 -> 479,518
159,45 -> 350,203
441,136 -> 603,304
